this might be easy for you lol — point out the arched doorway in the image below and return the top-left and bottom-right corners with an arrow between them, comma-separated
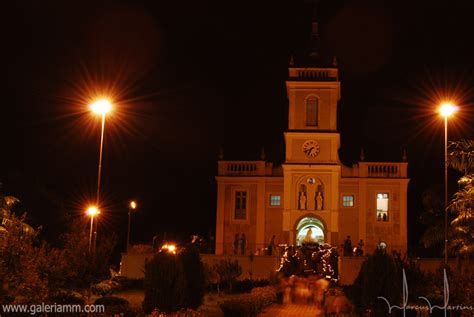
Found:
295,216 -> 325,245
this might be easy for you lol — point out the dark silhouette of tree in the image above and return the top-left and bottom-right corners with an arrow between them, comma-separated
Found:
447,139 -> 473,258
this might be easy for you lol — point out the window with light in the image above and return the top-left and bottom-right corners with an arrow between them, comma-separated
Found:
269,194 -> 281,206
376,192 -> 389,222
342,195 -> 354,207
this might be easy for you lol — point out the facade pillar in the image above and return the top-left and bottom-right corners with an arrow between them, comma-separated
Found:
255,180 -> 266,252
215,182 -> 225,254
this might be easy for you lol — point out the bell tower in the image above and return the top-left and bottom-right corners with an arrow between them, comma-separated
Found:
282,2 -> 342,246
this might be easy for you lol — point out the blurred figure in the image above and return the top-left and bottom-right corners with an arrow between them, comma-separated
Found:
233,233 -> 240,255
343,236 -> 352,256
268,235 -> 276,255
240,233 -> 247,255
356,239 -> 364,256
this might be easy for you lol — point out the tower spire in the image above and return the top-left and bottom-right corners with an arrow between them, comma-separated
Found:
308,0 -> 321,60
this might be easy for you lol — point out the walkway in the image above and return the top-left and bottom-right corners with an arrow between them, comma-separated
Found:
259,303 -> 322,317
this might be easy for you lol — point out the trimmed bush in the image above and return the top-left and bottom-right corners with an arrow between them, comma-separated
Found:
111,276 -> 144,290
180,246 -> 206,309
142,247 -> 206,313
347,248 -> 402,315
219,286 -> 277,317
142,251 -> 186,314
91,280 -> 121,296
213,259 -> 242,292
232,278 -> 271,293
94,296 -> 130,315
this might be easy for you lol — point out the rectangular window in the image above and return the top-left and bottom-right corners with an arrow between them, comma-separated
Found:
306,98 -> 318,126
269,194 -> 281,206
376,192 -> 389,222
234,191 -> 247,220
342,195 -> 354,207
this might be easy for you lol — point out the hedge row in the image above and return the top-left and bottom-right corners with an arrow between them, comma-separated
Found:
92,276 -> 144,296
219,286 -> 277,317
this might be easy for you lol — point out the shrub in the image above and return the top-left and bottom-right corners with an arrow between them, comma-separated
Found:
50,291 -> 85,305
142,247 -> 206,314
111,276 -> 144,290
180,246 -> 205,309
142,251 -> 186,314
94,296 -> 130,315
232,278 -> 271,293
347,248 -> 402,315
219,286 -> 277,317
213,259 -> 242,292
91,280 -> 121,296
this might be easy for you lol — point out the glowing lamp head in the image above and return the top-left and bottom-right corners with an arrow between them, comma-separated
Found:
130,201 -> 137,209
439,103 -> 458,118
161,243 -> 177,254
86,206 -> 100,217
90,99 -> 112,115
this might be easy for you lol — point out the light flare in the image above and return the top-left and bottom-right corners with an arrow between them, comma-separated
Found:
90,99 -> 112,115
439,102 -> 458,117
86,206 -> 100,217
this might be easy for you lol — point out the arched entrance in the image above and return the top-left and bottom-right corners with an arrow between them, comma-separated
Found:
295,216 -> 325,245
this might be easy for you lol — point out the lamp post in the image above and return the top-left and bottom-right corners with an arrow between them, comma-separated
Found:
127,201 -> 137,253
439,102 -> 458,268
86,206 -> 100,252
89,99 -> 112,251
89,99 -> 112,206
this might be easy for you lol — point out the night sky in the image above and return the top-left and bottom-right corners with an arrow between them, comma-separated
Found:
2,0 -> 474,256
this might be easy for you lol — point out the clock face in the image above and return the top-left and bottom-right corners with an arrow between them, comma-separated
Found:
302,140 -> 320,158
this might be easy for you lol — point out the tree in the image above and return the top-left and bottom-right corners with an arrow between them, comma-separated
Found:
419,185 -> 446,252
0,196 -> 48,303
58,220 -> 117,290
447,139 -> 474,258
419,140 -> 474,258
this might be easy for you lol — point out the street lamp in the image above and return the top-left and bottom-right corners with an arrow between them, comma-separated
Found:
438,102 -> 458,267
86,206 -> 100,252
127,200 -> 137,253
89,98 -> 112,205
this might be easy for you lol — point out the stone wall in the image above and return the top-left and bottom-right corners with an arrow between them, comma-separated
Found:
120,251 -> 463,285
120,252 -> 280,280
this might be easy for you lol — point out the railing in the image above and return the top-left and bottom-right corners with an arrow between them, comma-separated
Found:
359,162 -> 408,178
288,67 -> 338,81
217,161 -> 273,176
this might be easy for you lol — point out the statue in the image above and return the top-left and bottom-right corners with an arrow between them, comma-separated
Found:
316,192 -> 323,210
299,192 -> 307,210
303,228 -> 315,244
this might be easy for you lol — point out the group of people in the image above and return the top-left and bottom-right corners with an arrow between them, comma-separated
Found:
233,233 -> 247,255
343,236 -> 364,256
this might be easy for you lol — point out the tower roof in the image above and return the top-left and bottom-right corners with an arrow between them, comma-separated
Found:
291,0 -> 334,68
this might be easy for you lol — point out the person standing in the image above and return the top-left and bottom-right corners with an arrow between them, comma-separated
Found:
357,239 -> 364,256
240,233 -> 247,255
268,235 -> 276,255
343,236 -> 352,256
233,233 -> 240,255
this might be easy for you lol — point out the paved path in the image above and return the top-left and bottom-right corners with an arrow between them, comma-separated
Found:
259,304 -> 323,317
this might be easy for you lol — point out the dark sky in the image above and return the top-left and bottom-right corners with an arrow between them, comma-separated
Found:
1,0 -> 474,254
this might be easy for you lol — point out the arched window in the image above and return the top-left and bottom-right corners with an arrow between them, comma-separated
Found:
306,96 -> 318,127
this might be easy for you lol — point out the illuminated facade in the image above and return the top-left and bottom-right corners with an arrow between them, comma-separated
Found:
214,16 -> 409,256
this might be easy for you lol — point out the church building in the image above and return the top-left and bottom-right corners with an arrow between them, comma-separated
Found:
214,10 -> 409,256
